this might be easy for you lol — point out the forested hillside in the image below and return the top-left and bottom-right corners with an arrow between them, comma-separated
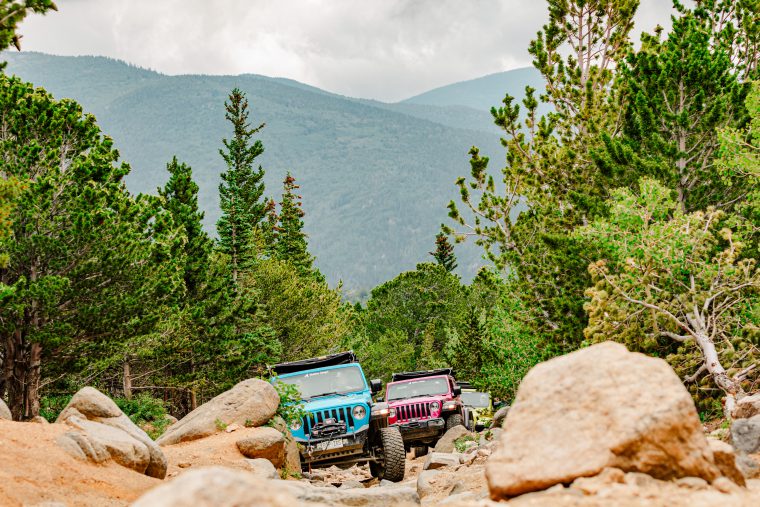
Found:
2,52 -> 540,295
0,0 -> 758,461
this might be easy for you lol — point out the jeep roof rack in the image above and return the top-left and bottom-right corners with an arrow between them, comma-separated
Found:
270,351 -> 357,376
390,368 -> 454,382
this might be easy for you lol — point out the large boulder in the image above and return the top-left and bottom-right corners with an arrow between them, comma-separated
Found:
0,398 -> 11,420
269,415 -> 303,475
280,481 -> 420,506
236,427 -> 286,468
733,393 -> 760,420
706,439 -> 745,487
433,425 -> 470,453
486,342 -> 721,499
491,405 -> 510,429
131,467 -> 298,507
56,387 -> 167,478
157,379 -> 279,446
423,452 -> 460,470
731,415 -> 760,455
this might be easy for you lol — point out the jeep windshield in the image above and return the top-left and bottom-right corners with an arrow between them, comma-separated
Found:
461,392 -> 491,408
387,377 -> 449,401
277,366 -> 366,400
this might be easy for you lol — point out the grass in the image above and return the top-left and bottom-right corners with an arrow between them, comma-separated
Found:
453,434 -> 479,453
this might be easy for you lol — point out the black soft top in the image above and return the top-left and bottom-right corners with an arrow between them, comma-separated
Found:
456,381 -> 475,390
270,351 -> 357,376
391,368 -> 454,382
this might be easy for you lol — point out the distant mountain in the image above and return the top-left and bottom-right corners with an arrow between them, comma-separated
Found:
403,67 -> 544,112
3,52 -> 540,295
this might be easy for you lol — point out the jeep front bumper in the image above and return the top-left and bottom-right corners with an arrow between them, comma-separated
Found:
395,417 -> 445,441
297,428 -> 368,464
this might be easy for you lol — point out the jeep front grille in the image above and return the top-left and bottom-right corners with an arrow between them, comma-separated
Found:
395,402 -> 431,422
304,406 -> 355,436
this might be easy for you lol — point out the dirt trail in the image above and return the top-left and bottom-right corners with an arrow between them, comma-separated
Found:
0,420 -> 159,507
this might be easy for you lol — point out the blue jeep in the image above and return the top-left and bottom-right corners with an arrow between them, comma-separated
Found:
270,351 -> 406,482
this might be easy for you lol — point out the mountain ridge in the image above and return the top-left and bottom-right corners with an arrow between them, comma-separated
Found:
3,52 -> 540,294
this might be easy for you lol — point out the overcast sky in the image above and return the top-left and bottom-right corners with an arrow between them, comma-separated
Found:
19,0 -> 676,102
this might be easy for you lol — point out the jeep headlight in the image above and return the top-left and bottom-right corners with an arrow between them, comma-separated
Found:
289,419 -> 302,431
389,408 -> 396,418
430,401 -> 440,411
353,405 -> 367,419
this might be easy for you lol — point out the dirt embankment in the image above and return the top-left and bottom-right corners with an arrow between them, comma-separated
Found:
0,420 -> 159,507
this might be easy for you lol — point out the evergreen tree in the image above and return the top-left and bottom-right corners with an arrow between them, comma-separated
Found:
446,0 -> 639,353
451,308 -> 488,382
159,157 -> 212,297
274,172 -> 320,279
597,8 -> 748,212
0,75 -> 181,418
216,88 -> 267,285
430,232 -> 457,272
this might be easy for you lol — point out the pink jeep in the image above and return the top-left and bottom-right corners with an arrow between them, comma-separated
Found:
384,368 -> 464,454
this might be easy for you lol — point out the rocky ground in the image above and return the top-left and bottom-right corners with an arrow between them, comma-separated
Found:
2,341 -> 760,506
0,419 -> 159,506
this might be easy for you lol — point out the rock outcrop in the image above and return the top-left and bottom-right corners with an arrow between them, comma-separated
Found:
486,341 -> 722,499
733,393 -> 760,420
157,378 -> 279,446
707,439 -> 746,487
56,387 -> 167,478
423,452 -> 460,470
131,467 -> 298,507
280,480 -> 420,506
131,466 -> 421,507
491,405 -> 509,429
732,415 -> 760,455
0,398 -> 11,420
433,425 -> 469,453
236,427 -> 286,468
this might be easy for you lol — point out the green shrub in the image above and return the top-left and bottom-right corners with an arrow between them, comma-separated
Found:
39,395 -> 73,422
272,379 -> 306,428
453,434 -> 478,453
114,393 -> 170,439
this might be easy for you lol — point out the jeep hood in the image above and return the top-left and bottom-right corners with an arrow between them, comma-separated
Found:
301,392 -> 370,412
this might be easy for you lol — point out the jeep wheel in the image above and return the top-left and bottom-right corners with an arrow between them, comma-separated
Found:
370,427 -> 405,482
445,413 -> 464,431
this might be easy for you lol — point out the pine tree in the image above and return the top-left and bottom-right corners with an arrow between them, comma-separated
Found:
452,308 -> 488,383
430,232 -> 457,272
0,75 -> 181,418
274,172 -> 319,279
597,8 -> 748,212
159,157 -> 212,297
446,0 -> 639,352
216,88 -> 267,285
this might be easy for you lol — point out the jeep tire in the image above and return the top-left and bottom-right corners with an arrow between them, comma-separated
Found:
445,413 -> 464,431
370,427 -> 405,482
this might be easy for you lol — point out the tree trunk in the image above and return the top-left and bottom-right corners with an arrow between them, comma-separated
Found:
689,312 -> 742,420
123,360 -> 132,400
6,328 -> 25,420
26,342 -> 42,418
189,357 -> 197,410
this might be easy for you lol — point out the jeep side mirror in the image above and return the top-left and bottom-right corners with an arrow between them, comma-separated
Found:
370,378 -> 382,394
453,386 -> 462,396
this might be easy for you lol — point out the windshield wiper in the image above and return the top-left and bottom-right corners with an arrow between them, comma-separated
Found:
306,391 -> 350,400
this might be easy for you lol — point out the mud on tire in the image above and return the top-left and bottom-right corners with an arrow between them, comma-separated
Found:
445,413 -> 464,431
370,427 -> 406,482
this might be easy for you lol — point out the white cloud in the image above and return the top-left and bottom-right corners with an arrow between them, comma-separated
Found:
19,0 -> 676,101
